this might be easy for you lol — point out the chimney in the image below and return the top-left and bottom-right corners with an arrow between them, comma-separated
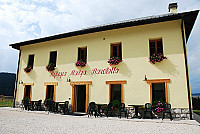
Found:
168,3 -> 178,13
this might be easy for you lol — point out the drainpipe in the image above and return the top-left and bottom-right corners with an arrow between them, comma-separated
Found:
13,50 -> 21,108
181,18 -> 193,120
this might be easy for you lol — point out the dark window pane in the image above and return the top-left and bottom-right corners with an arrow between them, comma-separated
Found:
157,40 -> 163,54
49,51 -> 57,66
25,85 -> 31,98
152,83 -> 166,102
28,55 -> 34,68
78,47 -> 87,63
150,42 -> 156,56
46,85 -> 54,99
111,84 -> 121,102
119,44 -> 122,59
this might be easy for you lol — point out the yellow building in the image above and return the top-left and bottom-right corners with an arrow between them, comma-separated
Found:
10,3 -> 199,119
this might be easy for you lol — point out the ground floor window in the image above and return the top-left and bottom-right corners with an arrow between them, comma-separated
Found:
46,85 -> 54,100
24,85 -> 31,99
152,83 -> 166,102
106,80 -> 127,103
111,84 -> 121,103
44,82 -> 58,101
146,79 -> 170,104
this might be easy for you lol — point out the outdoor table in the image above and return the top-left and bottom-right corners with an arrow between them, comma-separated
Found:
30,101 -> 39,111
55,102 -> 65,113
128,105 -> 144,119
96,104 -> 107,117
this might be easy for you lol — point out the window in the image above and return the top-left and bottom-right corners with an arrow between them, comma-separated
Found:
27,54 -> 34,68
152,83 -> 166,102
149,39 -> 163,56
106,80 -> 127,103
46,85 -> 54,100
111,84 -> 121,102
111,43 -> 122,59
78,47 -> 87,63
146,79 -> 170,104
49,51 -> 57,67
24,85 -> 31,98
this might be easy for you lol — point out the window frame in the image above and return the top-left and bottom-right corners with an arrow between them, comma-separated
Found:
149,39 -> 163,57
146,79 -> 170,104
49,51 -> 57,67
106,80 -> 127,103
27,54 -> 34,69
110,43 -> 122,59
78,47 -> 87,63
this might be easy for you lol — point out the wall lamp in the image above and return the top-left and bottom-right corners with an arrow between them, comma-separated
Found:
66,77 -> 71,82
143,75 -> 147,81
19,80 -> 23,84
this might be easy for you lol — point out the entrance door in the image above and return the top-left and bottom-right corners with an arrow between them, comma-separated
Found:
24,85 -> 31,99
76,85 -> 86,112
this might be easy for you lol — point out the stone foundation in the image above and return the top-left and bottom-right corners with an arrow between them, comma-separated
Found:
126,107 -> 191,120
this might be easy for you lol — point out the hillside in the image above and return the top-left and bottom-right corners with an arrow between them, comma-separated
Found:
0,72 -> 16,96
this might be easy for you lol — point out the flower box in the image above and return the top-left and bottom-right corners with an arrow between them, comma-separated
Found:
149,53 -> 166,64
75,59 -> 86,67
107,57 -> 122,65
46,63 -> 56,72
24,65 -> 32,73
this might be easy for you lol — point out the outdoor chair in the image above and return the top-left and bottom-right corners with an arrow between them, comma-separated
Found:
118,103 -> 128,119
162,103 -> 173,121
105,102 -> 113,118
143,103 -> 153,119
23,99 -> 31,111
87,102 -> 97,117
60,101 -> 69,115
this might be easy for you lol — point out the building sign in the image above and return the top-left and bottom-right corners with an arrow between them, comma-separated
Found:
50,67 -> 119,78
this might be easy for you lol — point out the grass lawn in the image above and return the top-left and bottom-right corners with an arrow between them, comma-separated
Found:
193,110 -> 200,116
0,101 -> 13,107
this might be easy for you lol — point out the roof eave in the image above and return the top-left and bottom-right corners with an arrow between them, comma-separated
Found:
10,10 -> 199,50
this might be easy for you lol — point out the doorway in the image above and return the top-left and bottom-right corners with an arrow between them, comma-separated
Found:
76,85 -> 86,112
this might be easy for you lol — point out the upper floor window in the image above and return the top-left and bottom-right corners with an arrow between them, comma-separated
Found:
78,47 -> 87,63
28,54 -> 34,69
49,51 -> 57,67
111,43 -> 122,59
149,39 -> 163,56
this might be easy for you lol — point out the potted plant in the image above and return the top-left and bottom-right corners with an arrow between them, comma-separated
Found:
22,97 -> 30,110
152,100 -> 165,118
75,59 -> 86,67
149,53 -> 166,64
24,65 -> 32,73
107,57 -> 122,65
46,63 -> 55,72
110,100 -> 120,116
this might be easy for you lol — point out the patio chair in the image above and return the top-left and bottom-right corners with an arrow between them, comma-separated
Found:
162,103 -> 173,121
118,103 -> 128,119
60,101 -> 69,115
105,102 -> 113,118
23,99 -> 31,111
143,103 -> 153,119
87,102 -> 97,117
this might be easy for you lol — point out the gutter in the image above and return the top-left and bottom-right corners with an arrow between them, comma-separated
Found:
181,18 -> 193,120
13,50 -> 21,108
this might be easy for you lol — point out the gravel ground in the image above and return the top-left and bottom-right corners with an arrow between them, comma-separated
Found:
0,107 -> 200,134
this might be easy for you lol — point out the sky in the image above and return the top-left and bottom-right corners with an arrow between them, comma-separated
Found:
0,0 -> 199,93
